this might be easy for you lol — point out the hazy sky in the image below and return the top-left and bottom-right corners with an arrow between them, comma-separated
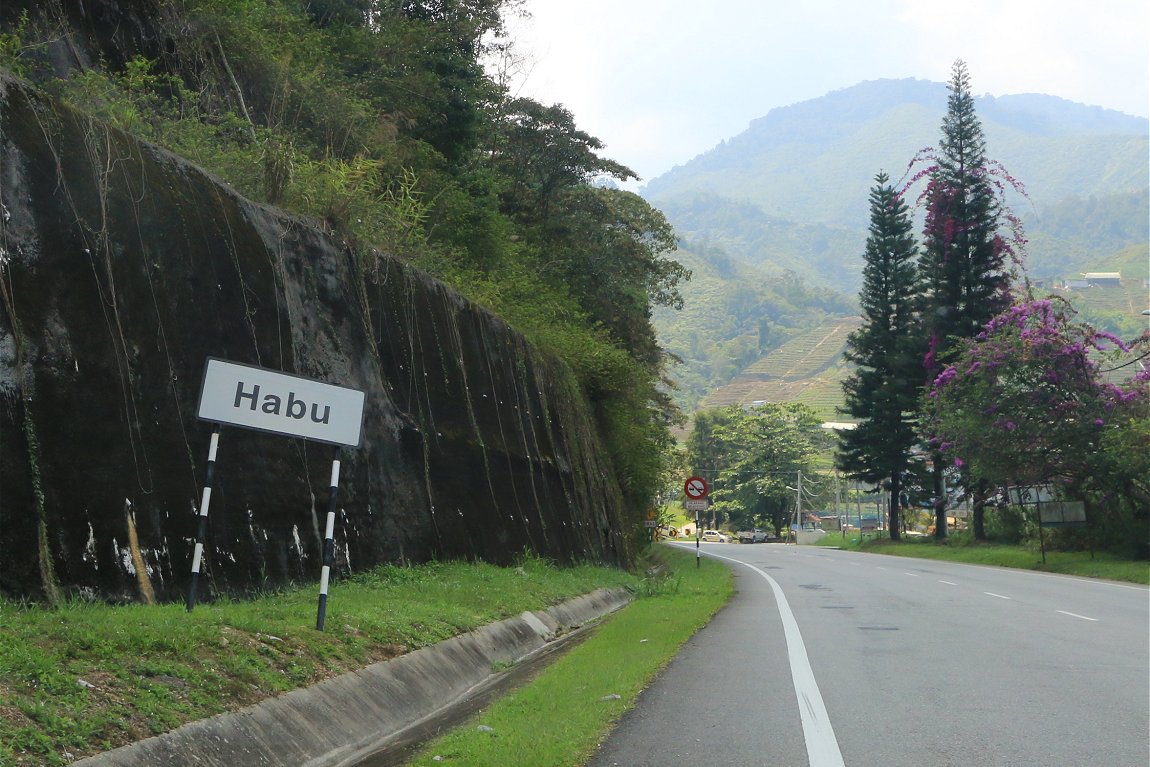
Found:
495,0 -> 1149,189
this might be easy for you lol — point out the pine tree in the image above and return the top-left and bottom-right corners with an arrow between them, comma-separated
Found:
838,172 -> 923,540
918,60 -> 1016,538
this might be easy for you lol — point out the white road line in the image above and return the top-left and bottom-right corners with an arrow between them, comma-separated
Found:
1057,610 -> 1099,622
938,580 -> 958,586
904,572 -> 919,577
876,566 -> 889,571
1089,581 -> 1146,592
984,592 -> 1012,600
700,548 -> 845,767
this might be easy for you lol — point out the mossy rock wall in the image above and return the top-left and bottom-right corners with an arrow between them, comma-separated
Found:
0,72 -> 631,601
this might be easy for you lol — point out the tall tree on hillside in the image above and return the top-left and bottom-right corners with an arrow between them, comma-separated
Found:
491,98 -> 687,372
914,59 -> 1022,538
837,172 -> 924,540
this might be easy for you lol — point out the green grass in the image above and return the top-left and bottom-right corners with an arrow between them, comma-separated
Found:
817,534 -> 1150,584
0,556 -> 641,766
402,547 -> 734,766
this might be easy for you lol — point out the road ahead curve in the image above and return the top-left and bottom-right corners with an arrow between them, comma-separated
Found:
587,542 -> 1149,767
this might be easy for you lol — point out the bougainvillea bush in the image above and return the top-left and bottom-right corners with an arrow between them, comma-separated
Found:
926,298 -> 1149,555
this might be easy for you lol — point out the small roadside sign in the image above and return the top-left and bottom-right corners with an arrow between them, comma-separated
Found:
1009,484 -> 1054,505
685,498 -> 709,511
683,476 -> 709,499
197,357 -> 365,447
189,357 -> 365,631
1039,501 -> 1086,527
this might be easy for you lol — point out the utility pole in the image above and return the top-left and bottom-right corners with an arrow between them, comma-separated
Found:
790,469 -> 802,542
835,471 -> 844,537
856,480 -> 863,536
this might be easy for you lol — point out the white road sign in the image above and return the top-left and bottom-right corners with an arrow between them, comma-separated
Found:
197,358 -> 365,447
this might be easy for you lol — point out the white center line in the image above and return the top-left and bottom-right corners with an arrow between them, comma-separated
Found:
938,580 -> 958,586
698,548 -> 845,767
984,592 -> 1012,600
1057,610 -> 1099,622
904,572 -> 919,577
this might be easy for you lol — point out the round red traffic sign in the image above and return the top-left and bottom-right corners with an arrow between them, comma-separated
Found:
683,476 -> 708,499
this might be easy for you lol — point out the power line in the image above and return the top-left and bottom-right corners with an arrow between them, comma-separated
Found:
1099,348 -> 1150,373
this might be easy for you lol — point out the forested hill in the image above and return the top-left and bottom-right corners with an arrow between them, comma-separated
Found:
644,77 -> 1149,291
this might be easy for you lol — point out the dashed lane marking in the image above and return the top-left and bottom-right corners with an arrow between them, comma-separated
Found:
1056,610 -> 1099,622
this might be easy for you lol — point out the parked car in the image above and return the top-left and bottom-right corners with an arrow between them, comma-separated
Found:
738,529 -> 768,543
701,529 -> 729,542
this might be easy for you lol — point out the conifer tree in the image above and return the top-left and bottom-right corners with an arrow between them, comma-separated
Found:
838,172 -> 923,540
917,59 -> 1018,538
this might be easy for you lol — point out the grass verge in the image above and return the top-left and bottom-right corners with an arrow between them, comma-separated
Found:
0,555 -> 644,766
815,533 -> 1149,584
400,546 -> 734,766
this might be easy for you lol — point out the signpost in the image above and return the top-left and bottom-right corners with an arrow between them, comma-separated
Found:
190,358 -> 365,630
1008,484 -> 1088,563
683,476 -> 709,568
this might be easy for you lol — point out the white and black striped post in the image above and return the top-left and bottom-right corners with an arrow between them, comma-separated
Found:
187,429 -> 220,611
315,447 -> 342,631
695,509 -> 701,568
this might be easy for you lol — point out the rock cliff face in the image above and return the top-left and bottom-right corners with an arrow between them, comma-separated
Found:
0,72 -> 632,601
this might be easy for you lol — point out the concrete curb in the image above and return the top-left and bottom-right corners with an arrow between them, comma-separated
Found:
73,588 -> 632,767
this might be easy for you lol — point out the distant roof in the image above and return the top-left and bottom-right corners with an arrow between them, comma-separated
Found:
821,421 -> 856,430
1082,272 -> 1121,279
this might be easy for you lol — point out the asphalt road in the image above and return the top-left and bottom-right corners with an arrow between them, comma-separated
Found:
587,542 -> 1149,767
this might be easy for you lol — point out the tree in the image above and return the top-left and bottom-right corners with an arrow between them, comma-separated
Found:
925,298 -> 1149,552
491,98 -> 636,226
911,59 -> 1025,538
687,404 -> 830,535
837,172 -> 923,540
1096,407 -> 1150,557
541,185 -> 686,372
488,97 -> 688,373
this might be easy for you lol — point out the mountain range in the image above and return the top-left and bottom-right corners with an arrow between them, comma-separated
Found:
645,77 -> 1149,414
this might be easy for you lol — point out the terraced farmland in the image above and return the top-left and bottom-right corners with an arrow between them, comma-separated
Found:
1057,281 -> 1146,317
700,317 -> 860,419
690,276 -> 1148,425
1045,277 -> 1148,386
